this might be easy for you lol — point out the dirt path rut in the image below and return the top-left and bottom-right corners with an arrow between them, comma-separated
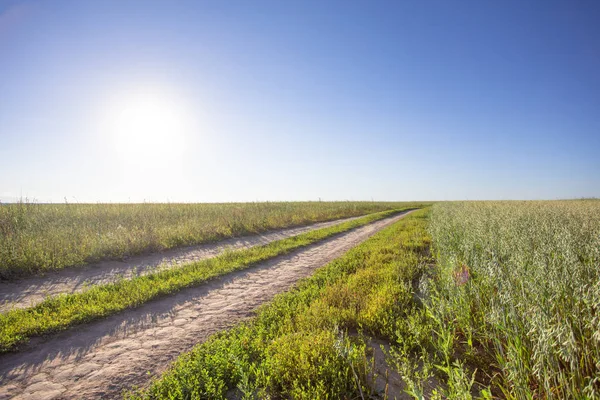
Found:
0,216 -> 361,312
0,211 -> 412,400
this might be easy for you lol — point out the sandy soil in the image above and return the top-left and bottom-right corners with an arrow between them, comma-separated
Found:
0,211 -> 412,400
0,216 -> 361,313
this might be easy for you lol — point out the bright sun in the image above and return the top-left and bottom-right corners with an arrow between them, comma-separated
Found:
107,91 -> 191,167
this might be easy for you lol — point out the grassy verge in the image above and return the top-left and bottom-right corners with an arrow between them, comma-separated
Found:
126,209 -> 432,399
0,200 -> 427,279
0,208 -> 414,353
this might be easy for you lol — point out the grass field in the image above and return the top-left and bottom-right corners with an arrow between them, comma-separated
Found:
2,200 -> 597,398
0,201 -> 424,279
0,208 -> 413,353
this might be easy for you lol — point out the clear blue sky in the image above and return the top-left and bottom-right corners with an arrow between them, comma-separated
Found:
1,0 -> 599,202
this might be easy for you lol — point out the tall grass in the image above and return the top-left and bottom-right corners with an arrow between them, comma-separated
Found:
0,201 -> 425,279
427,200 -> 600,398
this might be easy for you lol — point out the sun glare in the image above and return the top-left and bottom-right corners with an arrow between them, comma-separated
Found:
106,90 -> 191,167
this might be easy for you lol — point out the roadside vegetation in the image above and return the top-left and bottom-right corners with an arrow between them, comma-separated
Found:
128,200 -> 600,399
0,201 -> 424,279
127,209 -> 432,399
0,208 -> 413,353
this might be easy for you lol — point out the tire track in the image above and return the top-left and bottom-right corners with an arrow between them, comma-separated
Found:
0,215 -> 361,312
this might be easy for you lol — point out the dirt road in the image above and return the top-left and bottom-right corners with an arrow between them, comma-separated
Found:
0,211 -> 412,400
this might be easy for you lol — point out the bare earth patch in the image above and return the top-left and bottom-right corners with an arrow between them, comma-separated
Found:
0,212 -> 411,400
0,216 -> 360,312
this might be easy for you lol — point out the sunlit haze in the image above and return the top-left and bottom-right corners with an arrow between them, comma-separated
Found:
1,0 -> 599,202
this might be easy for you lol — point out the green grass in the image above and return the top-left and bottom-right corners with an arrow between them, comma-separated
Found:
125,209 -> 432,399
0,208 -> 416,353
0,200 -> 427,279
